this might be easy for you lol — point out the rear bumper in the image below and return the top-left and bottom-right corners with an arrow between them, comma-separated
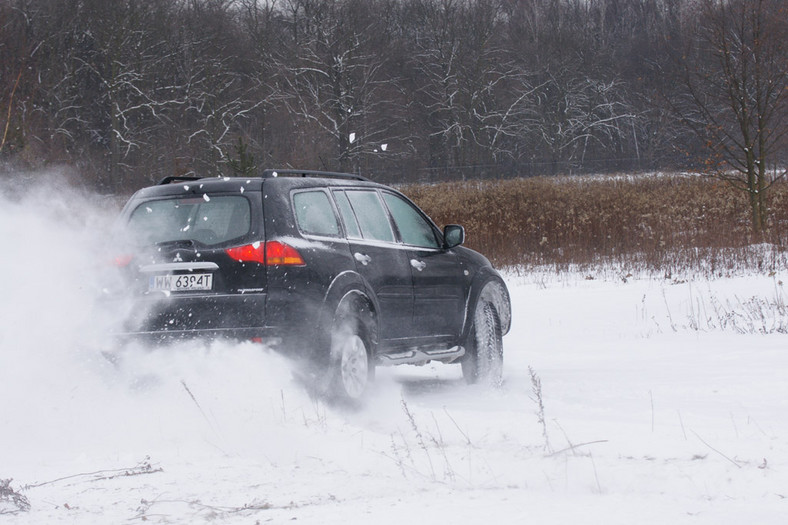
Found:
113,291 -> 323,361
124,292 -> 267,332
98,284 -> 340,372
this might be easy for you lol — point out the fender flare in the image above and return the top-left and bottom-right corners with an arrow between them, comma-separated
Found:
318,270 -> 379,349
462,270 -> 511,344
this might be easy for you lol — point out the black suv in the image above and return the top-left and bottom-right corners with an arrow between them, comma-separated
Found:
114,170 -> 510,400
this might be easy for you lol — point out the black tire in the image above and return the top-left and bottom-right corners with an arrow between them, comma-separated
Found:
329,314 -> 374,402
462,299 -> 504,387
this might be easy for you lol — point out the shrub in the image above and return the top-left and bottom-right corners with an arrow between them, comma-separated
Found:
403,173 -> 788,274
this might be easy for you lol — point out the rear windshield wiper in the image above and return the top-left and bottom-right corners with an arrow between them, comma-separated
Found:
155,239 -> 197,251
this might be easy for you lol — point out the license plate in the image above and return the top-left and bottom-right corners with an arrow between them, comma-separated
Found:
149,273 -> 213,292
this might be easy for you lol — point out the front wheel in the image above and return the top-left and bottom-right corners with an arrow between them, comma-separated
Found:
462,299 -> 504,387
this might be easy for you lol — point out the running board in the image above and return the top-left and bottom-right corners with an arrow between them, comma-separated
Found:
376,346 -> 465,366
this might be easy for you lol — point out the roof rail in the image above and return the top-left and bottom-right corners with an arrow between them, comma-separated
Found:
158,176 -> 202,185
261,169 -> 370,182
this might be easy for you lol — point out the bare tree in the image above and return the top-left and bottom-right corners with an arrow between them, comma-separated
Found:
274,0 -> 407,173
675,0 -> 788,232
531,71 -> 638,174
0,2 -> 27,159
170,1 -> 264,177
4,0 -> 782,192
501,0 -> 645,174
236,0 -> 288,169
408,0 -> 525,178
21,0 -> 186,189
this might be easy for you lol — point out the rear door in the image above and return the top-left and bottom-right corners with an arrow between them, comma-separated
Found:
123,191 -> 266,332
127,193 -> 260,295
333,189 -> 414,343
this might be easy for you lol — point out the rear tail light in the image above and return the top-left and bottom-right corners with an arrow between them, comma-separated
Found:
225,241 -> 305,266
264,241 -> 305,266
225,242 -> 267,264
112,254 -> 134,267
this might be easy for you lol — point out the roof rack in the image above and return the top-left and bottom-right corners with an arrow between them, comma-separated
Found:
158,176 -> 202,185
260,169 -> 370,182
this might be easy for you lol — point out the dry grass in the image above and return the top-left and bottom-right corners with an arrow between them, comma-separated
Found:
403,173 -> 788,275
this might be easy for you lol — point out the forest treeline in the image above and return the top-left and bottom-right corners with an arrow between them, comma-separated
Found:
0,0 -> 785,192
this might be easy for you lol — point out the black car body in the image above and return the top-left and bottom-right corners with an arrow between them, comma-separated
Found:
114,170 -> 511,399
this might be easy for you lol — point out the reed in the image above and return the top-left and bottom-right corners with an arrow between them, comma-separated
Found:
403,173 -> 788,274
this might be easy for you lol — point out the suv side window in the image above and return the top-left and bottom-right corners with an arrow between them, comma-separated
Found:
345,190 -> 395,243
293,190 -> 340,237
382,192 -> 440,249
332,190 -> 362,239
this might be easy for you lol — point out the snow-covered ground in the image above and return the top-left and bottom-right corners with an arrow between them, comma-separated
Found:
2,182 -> 787,523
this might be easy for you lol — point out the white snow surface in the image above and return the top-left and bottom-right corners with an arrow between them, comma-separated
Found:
1,181 -> 787,523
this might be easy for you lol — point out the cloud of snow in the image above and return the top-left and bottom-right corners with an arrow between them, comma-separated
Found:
0,171 -> 320,471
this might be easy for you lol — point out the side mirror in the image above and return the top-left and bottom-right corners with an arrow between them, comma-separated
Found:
443,224 -> 465,249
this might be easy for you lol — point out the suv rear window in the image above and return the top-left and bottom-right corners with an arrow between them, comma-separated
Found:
127,195 -> 251,246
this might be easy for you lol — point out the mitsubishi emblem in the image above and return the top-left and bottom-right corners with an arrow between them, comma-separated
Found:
173,252 -> 183,262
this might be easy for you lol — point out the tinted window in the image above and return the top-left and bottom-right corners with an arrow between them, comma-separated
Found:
293,190 -> 340,237
128,195 -> 250,246
345,190 -> 395,243
383,193 -> 440,248
333,190 -> 362,238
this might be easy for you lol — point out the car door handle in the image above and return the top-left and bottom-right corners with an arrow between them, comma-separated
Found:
354,252 -> 372,266
410,259 -> 427,271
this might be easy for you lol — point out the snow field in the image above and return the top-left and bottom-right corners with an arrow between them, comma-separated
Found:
1,182 -> 787,523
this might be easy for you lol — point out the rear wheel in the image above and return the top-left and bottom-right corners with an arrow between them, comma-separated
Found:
329,313 -> 374,402
462,299 -> 503,387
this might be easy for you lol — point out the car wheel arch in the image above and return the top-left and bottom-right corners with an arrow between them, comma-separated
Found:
321,271 -> 380,349
334,290 -> 378,348
462,271 -> 511,344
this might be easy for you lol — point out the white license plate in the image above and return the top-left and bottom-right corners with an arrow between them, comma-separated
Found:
149,273 -> 213,292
